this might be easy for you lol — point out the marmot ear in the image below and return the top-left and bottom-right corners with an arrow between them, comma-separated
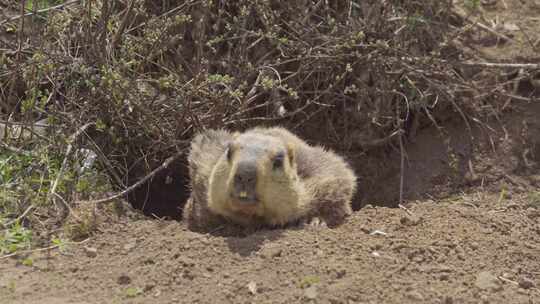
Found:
225,141 -> 234,161
286,143 -> 296,166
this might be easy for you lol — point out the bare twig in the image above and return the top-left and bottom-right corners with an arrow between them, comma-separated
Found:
460,61 -> 540,69
47,123 -> 94,214
87,151 -> 184,205
472,21 -> 514,43
0,141 -> 29,154
2,204 -> 35,228
0,0 -> 82,26
353,129 -> 404,149
398,204 -> 414,216
110,0 -> 135,51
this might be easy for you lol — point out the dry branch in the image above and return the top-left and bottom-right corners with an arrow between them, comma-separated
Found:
47,123 -> 94,215
0,0 -> 82,26
461,62 -> 540,69
87,151 -> 184,205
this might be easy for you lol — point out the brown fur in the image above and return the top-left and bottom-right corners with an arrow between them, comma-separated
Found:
182,126 -> 357,233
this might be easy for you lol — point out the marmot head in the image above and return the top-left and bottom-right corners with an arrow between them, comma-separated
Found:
208,132 -> 302,223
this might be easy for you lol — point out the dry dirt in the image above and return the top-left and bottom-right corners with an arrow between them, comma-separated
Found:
1,192 -> 539,304
2,0 -> 540,303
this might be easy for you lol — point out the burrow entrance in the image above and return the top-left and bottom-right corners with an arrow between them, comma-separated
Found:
123,102 -> 540,220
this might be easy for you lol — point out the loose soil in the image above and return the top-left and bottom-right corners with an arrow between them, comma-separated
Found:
1,192 -> 539,304
1,1 -> 540,303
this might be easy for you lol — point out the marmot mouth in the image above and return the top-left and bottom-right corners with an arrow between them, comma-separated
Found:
230,193 -> 259,206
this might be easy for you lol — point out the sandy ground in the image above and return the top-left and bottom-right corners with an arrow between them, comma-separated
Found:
1,191 -> 539,304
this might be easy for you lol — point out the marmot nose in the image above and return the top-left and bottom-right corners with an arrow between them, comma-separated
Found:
234,161 -> 257,186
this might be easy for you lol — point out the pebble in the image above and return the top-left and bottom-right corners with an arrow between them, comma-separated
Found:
406,290 -> 424,301
260,247 -> 282,259
123,242 -> 137,251
439,273 -> 450,281
247,281 -> 257,295
304,285 -> 318,300
480,294 -> 489,304
442,296 -> 453,304
518,277 -> 535,289
400,215 -> 423,226
117,274 -> 131,285
475,271 -> 500,291
83,246 -> 98,258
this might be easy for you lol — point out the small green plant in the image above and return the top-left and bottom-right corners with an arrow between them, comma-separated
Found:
51,236 -> 69,252
525,191 -> 540,209
7,280 -> 16,293
25,0 -> 64,11
298,275 -> 320,288
0,221 -> 33,255
464,0 -> 480,11
22,257 -> 34,267
125,287 -> 143,298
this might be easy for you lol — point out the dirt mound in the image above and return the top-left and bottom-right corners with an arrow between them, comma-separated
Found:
2,192 -> 539,304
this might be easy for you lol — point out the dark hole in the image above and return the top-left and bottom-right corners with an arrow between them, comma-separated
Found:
125,157 -> 190,220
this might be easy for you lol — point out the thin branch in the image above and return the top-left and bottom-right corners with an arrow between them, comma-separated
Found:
0,0 -> 82,26
460,61 -> 540,69
0,141 -> 29,154
353,129 -> 404,149
110,0 -> 135,51
87,151 -> 184,205
47,123 -> 94,213
2,204 -> 35,228
471,21 -> 514,43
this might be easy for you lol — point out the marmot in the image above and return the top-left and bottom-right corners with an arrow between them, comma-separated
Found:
182,126 -> 357,233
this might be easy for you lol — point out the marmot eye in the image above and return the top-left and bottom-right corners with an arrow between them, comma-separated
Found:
273,152 -> 285,169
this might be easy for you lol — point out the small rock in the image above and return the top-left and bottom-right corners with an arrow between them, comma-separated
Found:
117,274 -> 131,285
261,247 -> 282,258
83,246 -> 97,258
439,273 -> 449,281
469,242 -> 480,250
518,277 -> 535,289
442,295 -> 453,304
304,285 -> 318,300
479,294 -> 489,303
400,215 -> 422,226
526,208 -> 540,219
406,290 -> 424,301
247,281 -> 257,295
335,269 -> 346,279
123,242 -> 137,251
475,271 -> 500,291
502,23 -> 519,31
360,226 -> 371,234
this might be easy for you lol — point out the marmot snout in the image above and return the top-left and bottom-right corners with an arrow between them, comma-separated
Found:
183,126 -> 357,233
231,159 -> 258,204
